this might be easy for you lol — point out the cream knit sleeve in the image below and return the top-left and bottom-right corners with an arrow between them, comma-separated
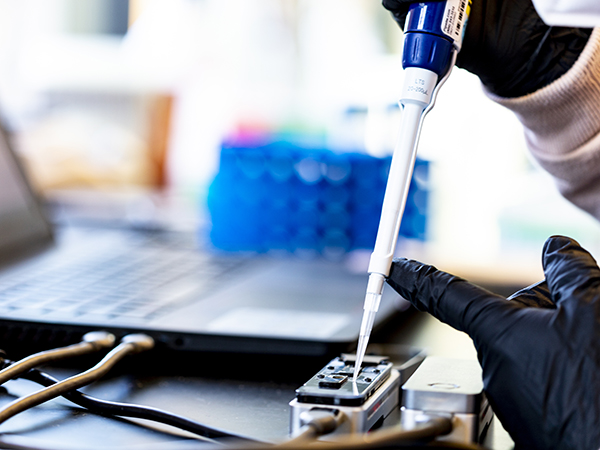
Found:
486,28 -> 600,219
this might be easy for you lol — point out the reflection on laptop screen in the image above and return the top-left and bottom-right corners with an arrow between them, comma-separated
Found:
0,129 -> 51,252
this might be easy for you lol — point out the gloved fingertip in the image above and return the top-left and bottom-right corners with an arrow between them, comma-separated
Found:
387,257 -> 432,302
541,235 -> 600,307
390,256 -> 418,267
542,235 -> 580,256
542,235 -> 595,272
387,257 -> 461,312
388,257 -> 420,285
389,257 -> 434,278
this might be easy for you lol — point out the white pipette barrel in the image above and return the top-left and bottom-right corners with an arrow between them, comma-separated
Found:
353,67 -> 439,380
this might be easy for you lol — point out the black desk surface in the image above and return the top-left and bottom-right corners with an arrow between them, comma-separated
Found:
0,310 -> 514,450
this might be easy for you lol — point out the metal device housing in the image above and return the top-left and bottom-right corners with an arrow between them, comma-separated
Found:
401,356 -> 493,444
290,354 -> 400,435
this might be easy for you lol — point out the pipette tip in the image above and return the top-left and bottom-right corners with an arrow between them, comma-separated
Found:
353,334 -> 369,380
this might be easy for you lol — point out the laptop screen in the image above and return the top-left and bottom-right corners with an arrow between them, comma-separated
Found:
0,126 -> 52,253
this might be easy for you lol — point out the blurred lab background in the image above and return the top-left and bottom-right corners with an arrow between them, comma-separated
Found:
1,0 -> 600,290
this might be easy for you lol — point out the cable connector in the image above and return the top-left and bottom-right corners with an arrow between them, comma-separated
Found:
0,331 -> 117,388
278,408 -> 346,448
0,333 -> 156,427
298,408 -> 344,436
120,334 -> 155,353
82,331 -> 116,349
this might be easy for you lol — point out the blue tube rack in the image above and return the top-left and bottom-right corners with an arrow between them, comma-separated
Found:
207,137 -> 428,256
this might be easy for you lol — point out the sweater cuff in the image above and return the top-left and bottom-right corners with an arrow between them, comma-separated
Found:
485,28 -> 600,217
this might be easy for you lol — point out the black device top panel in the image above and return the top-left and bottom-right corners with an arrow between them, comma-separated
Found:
295,354 -> 392,406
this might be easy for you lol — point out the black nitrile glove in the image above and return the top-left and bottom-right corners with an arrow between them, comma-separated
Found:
387,235 -> 600,450
382,0 -> 592,97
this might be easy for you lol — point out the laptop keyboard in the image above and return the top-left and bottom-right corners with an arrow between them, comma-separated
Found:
0,231 -> 245,323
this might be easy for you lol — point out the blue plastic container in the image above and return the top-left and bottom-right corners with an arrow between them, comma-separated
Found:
207,136 -> 429,255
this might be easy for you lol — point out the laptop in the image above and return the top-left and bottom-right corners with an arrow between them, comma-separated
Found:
0,123 -> 407,360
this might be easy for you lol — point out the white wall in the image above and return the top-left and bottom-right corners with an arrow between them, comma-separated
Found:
0,0 -> 597,282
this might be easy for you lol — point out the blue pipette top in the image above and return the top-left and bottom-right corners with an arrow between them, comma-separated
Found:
402,2 -> 457,77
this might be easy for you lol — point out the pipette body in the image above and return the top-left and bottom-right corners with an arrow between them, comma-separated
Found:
354,0 -> 471,379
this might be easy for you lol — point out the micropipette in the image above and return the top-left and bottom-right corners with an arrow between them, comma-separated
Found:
354,0 -> 471,380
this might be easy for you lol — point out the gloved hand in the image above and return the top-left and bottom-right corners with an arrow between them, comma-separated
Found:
382,0 -> 592,97
387,235 -> 600,450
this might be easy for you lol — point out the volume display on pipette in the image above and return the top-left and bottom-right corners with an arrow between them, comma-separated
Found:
353,0 -> 471,380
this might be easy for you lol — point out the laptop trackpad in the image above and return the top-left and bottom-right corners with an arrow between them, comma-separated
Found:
206,307 -> 350,339
158,259 -> 401,342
